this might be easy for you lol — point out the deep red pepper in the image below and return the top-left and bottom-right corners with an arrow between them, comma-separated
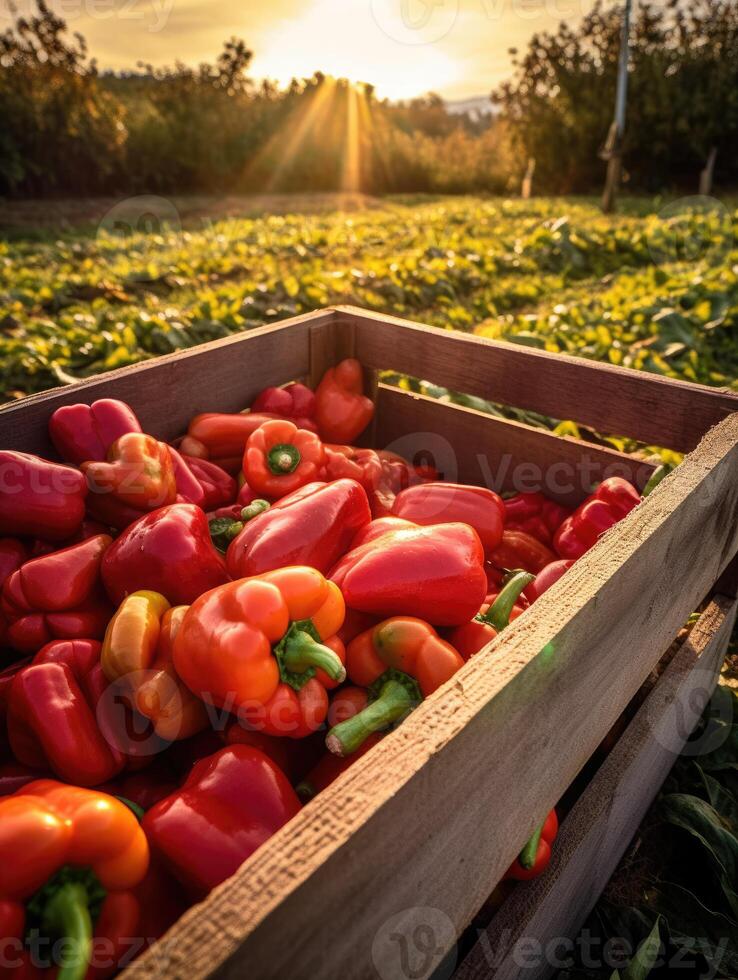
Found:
503,492 -> 572,547
330,522 -> 487,627
101,503 -> 229,606
448,569 -> 533,660
170,448 -> 237,511
490,529 -> 557,575
1,534 -> 113,653
48,398 -> 142,466
554,477 -> 641,559
226,479 -> 371,578
8,639 -> 126,786
251,382 -> 317,432
392,482 -> 505,555
524,559 -> 575,603
0,451 -> 87,542
297,733 -> 382,801
0,539 -> 27,590
143,745 -> 301,897
504,809 -> 559,880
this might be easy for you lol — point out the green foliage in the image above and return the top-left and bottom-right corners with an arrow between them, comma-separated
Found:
1,196 -> 735,410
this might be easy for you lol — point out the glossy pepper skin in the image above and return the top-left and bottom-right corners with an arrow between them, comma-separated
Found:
8,639 -> 126,786
251,383 -> 318,432
392,482 -> 505,555
82,433 -> 177,530
101,504 -> 229,606
448,570 -> 533,661
554,477 -> 641,560
322,445 -> 384,504
174,566 -> 346,737
1,535 -> 112,654
0,451 -> 87,542
503,492 -> 572,547
490,529 -> 557,575
243,419 -> 325,500
330,522 -> 487,627
524,559 -> 575,603
182,412 -> 279,474
49,398 -> 142,466
0,780 -> 148,980
326,616 -> 464,756
143,745 -> 300,897
505,809 -> 559,880
0,539 -> 27,590
102,592 -> 209,742
314,358 -> 374,444
226,479 -> 371,579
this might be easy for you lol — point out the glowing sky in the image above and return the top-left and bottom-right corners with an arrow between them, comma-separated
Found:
11,0 -> 597,100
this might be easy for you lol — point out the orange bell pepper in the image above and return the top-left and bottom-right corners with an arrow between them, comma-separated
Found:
173,567 -> 346,738
0,780 -> 148,980
314,359 -> 374,444
101,591 -> 208,741
243,420 -> 325,500
326,616 -> 464,756
82,433 -> 177,530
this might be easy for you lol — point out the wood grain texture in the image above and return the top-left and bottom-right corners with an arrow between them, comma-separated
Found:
454,595 -> 737,980
0,309 -> 335,455
375,384 -> 656,506
126,413 -> 738,980
337,306 -> 738,453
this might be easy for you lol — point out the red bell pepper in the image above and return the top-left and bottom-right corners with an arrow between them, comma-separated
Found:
243,419 -> 324,500
330,522 -> 487,627
99,760 -> 181,813
8,639 -> 127,786
143,745 -> 301,897
314,358 -> 374,444
503,492 -> 572,547
448,569 -> 533,660
490,529 -> 557,575
554,477 -> 641,560
169,447 -> 237,511
297,732 -> 382,800
505,809 -> 559,880
0,780 -> 149,980
183,412 -> 279,473
0,539 -> 27,590
392,482 -> 505,555
225,479 -> 371,578
524,559 -> 575,603
1,534 -> 113,653
326,616 -> 464,756
0,451 -> 87,542
101,503 -> 229,606
251,382 -> 318,432
83,433 -> 177,530
48,398 -> 142,466
173,566 -> 346,738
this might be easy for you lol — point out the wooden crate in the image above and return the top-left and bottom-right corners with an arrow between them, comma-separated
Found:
2,306 -> 738,980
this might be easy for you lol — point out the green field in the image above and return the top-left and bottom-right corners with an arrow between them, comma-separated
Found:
2,194 -> 736,414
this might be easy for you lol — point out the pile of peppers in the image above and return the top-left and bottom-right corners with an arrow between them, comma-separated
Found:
0,355 -> 655,976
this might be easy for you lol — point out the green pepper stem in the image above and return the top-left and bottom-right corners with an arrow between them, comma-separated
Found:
282,630 -> 346,683
42,882 -> 93,980
267,443 -> 301,475
642,463 -> 674,498
519,824 -> 544,870
326,679 -> 415,757
478,570 -> 534,632
241,499 -> 270,522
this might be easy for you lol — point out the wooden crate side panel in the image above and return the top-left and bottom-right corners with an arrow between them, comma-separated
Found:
455,594 -> 737,980
374,385 -> 656,506
339,306 -> 738,453
126,415 -> 738,980
0,310 -> 336,455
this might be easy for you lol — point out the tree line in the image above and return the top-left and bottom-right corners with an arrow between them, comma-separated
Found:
0,0 -> 736,198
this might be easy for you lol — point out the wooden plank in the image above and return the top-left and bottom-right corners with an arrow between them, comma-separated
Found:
126,413 -> 738,980
337,306 -> 738,453
375,385 -> 656,506
0,309 -> 336,456
454,595 -> 737,980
